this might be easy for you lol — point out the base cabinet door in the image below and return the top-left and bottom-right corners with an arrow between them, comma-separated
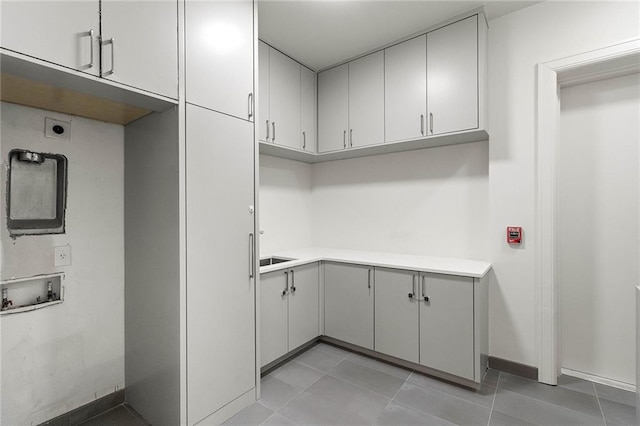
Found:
186,104 -> 255,425
419,273 -> 474,380
1,1 -> 99,75
374,268 -> 419,363
324,262 -> 374,349
260,270 -> 289,367
289,263 -> 319,349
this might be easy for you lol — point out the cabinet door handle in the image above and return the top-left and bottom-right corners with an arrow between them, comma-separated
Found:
101,37 -> 115,77
429,112 -> 434,134
367,269 -> 372,289
248,93 -> 253,120
272,122 -> 276,142
343,130 -> 346,149
422,275 -> 429,302
349,129 -> 353,147
409,275 -> 416,299
266,120 -> 270,141
282,271 -> 289,296
87,29 -> 95,69
302,131 -> 306,149
249,233 -> 255,278
290,270 -> 296,293
420,114 -> 425,135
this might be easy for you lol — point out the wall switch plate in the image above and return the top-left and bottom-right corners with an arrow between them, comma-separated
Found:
45,117 -> 71,141
54,245 -> 72,267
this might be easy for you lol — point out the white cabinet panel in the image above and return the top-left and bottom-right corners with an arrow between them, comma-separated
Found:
300,66 -> 316,153
374,268 -> 419,363
0,1 -> 99,75
348,51 -> 384,148
259,41 -> 270,142
270,48 -> 301,149
185,0 -> 253,120
100,1 -> 178,98
419,274 -> 474,380
318,64 -> 349,153
384,35 -> 427,142
186,105 -> 255,425
260,270 -> 289,367
427,15 -> 478,135
289,263 -> 319,349
324,263 -> 373,349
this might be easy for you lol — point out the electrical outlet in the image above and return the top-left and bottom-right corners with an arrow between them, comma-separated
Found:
54,245 -> 72,267
45,117 -> 71,141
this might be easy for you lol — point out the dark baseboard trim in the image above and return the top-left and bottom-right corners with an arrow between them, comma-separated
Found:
489,356 -> 538,380
39,389 -> 125,426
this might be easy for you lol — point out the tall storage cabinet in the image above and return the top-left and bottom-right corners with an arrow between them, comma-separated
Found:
185,0 -> 254,121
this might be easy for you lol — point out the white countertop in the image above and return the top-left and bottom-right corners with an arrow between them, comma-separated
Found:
260,247 -> 491,278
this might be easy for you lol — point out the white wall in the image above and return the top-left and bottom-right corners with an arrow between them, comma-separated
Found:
488,1 -> 640,366
0,102 -> 125,425
259,154 -> 313,255
558,73 -> 639,385
311,142 -> 489,258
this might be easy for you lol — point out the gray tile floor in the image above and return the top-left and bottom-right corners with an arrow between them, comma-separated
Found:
225,342 -> 636,426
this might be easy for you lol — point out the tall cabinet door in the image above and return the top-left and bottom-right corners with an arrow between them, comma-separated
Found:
317,64 -> 349,153
186,104 -> 255,425
348,51 -> 384,148
324,263 -> 374,349
427,15 -> 478,135
261,270 -> 289,367
100,0 -> 178,98
419,274 -> 474,380
185,0 -> 253,120
374,268 -> 419,363
300,66 -> 316,153
258,41 -> 271,143
0,1 -> 99,75
289,263 -> 319,349
384,35 -> 427,143
269,48 -> 301,149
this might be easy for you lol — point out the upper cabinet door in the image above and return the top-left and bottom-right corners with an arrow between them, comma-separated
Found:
0,1 -> 99,75
318,64 -> 349,153
258,41 -> 270,142
101,1 -> 178,99
185,0 -> 254,120
348,51 -> 384,148
427,15 -> 478,135
384,35 -> 427,143
269,48 -> 301,150
300,66 -> 317,153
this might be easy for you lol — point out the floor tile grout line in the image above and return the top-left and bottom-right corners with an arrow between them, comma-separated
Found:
486,371 -> 500,426
592,381 -> 608,426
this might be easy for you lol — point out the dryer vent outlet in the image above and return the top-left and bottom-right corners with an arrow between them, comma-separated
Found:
45,118 -> 71,141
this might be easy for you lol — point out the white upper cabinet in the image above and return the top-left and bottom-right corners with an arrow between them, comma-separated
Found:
318,64 -> 349,153
427,15 -> 478,135
384,35 -> 427,143
348,51 -> 385,148
1,1 -> 100,75
259,41 -> 271,142
300,66 -> 317,153
269,48 -> 301,150
186,0 -> 254,120
101,1 -> 178,99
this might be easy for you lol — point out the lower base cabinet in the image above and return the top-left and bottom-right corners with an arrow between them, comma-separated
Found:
324,262 -> 374,350
374,267 -> 477,381
261,263 -> 319,367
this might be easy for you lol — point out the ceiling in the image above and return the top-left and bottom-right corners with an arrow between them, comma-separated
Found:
258,0 -> 542,71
